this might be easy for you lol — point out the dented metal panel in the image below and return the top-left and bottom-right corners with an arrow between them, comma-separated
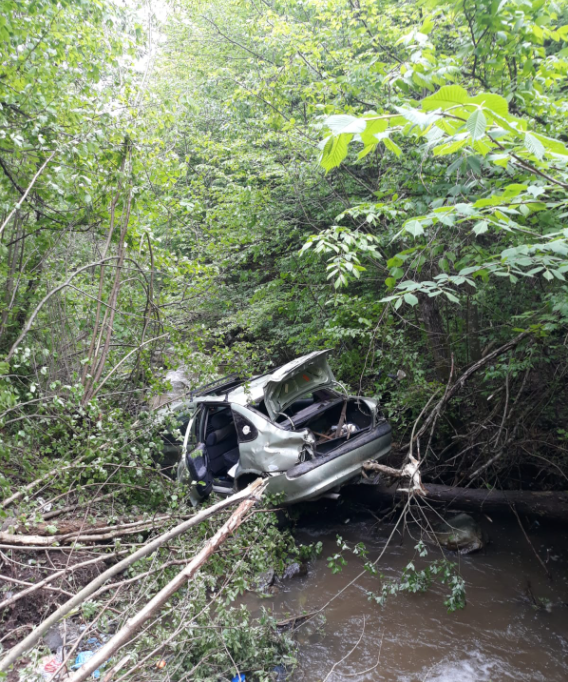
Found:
161,349 -> 392,506
263,350 -> 335,420
230,403 -> 314,477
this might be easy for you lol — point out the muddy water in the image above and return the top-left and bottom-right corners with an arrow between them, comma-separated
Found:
248,508 -> 568,681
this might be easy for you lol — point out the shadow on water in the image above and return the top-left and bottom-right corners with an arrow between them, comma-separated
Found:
246,499 -> 568,681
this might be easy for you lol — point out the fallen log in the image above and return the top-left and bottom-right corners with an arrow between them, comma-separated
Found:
0,515 -> 172,546
0,456 -> 87,510
346,483 -> 568,523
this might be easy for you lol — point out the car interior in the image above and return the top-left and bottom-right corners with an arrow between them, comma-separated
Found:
201,405 -> 240,484
271,391 -> 375,453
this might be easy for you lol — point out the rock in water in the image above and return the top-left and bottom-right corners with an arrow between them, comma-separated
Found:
281,562 -> 307,580
253,568 -> 275,592
430,513 -> 486,554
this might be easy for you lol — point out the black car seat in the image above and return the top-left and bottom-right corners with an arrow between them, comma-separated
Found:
205,409 -> 239,475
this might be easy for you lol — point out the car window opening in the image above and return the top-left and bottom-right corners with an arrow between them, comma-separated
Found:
161,351 -> 392,505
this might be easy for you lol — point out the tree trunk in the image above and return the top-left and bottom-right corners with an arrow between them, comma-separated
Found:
419,293 -> 450,381
65,480 -> 267,682
346,483 -> 568,523
0,479 -> 266,672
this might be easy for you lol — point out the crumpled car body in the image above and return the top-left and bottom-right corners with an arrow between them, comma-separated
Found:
159,350 -> 391,505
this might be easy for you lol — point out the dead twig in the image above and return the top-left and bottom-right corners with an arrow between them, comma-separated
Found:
322,616 -> 365,682
510,504 -> 551,580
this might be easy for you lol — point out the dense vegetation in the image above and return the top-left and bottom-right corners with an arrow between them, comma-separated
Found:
1,0 -> 568,678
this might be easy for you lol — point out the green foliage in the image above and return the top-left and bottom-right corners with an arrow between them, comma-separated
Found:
328,536 -> 466,612
144,0 -> 568,490
2,0 -> 568,672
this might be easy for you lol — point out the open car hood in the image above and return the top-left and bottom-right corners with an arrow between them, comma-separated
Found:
264,350 -> 336,421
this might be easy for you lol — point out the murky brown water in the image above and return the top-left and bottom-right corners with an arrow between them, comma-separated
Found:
247,506 -> 568,681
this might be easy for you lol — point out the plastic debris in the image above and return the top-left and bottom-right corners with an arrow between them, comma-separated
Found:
231,675 -> 246,682
40,655 -> 62,681
39,648 -> 67,681
271,664 -> 287,682
37,497 -> 53,513
73,651 -> 101,680
85,637 -> 102,650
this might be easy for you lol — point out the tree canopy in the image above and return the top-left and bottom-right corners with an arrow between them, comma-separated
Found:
1,0 -> 568,678
2,0 -> 568,489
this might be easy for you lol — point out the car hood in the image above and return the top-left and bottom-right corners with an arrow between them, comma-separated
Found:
263,350 -> 335,420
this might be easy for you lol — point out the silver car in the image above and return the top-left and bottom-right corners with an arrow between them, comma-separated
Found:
161,351 -> 391,505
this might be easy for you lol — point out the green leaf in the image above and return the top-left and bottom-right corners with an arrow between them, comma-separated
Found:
433,139 -> 468,156
321,134 -> 352,171
395,106 -> 439,129
361,119 -> 388,146
444,291 -> 460,303
473,220 -> 488,235
524,133 -> 545,160
422,85 -> 469,111
489,112 -> 518,134
466,109 -> 486,141
357,144 -> 377,160
404,293 -> 419,306
391,267 -> 404,279
473,139 -> 492,156
533,134 -> 568,157
324,115 -> 366,135
382,137 -> 402,157
467,93 -> 509,117
405,220 -> 424,237
489,153 -> 509,168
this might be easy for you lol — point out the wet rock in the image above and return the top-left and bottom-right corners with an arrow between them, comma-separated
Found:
270,664 -> 287,682
281,562 -> 308,580
43,621 -> 85,653
253,568 -> 275,592
58,622 -> 82,647
429,513 -> 486,554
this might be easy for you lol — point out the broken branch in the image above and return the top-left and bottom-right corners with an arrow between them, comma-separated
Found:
65,480 -> 268,682
0,478 -> 266,672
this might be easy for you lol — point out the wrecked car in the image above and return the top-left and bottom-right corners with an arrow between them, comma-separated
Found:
159,350 -> 391,505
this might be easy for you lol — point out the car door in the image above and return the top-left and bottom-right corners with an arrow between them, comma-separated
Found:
230,403 -> 315,481
178,404 -> 213,502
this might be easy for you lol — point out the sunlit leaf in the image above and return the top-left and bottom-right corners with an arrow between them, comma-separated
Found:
524,133 -> 545,160
422,85 -> 469,111
382,137 -> 402,157
466,109 -> 486,141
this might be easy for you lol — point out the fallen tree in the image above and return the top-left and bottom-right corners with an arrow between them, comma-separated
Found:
0,478 -> 266,673
348,481 -> 568,523
66,479 -> 268,682
0,515 -> 174,546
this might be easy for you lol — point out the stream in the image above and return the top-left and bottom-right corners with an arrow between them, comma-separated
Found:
246,504 -> 568,681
